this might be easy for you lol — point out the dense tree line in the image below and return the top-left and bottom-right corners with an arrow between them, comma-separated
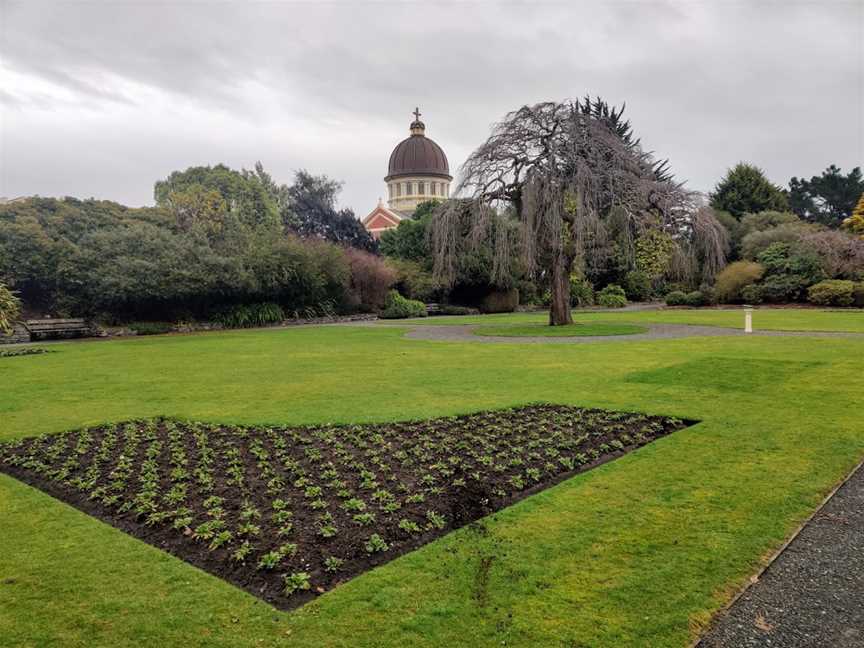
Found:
0,164 -> 388,322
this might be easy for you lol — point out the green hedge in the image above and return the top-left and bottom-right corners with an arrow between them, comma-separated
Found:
807,280 -> 855,306
597,284 -> 627,308
380,291 -> 427,319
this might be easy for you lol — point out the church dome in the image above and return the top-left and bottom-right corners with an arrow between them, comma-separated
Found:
385,114 -> 452,181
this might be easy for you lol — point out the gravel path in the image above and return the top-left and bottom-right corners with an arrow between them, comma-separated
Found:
697,462 -> 864,647
359,322 -> 864,345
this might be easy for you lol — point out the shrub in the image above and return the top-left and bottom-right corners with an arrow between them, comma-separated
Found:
740,284 -> 764,304
623,271 -> 651,302
517,280 -> 541,305
684,291 -> 705,307
759,275 -> 810,303
807,280 -> 855,306
380,290 -> 427,319
569,275 -> 594,306
596,284 -> 627,308
438,305 -> 477,316
0,282 -> 21,335
480,288 -> 519,314
714,261 -> 765,303
387,259 -> 439,303
665,291 -> 688,306
799,230 -> 864,280
344,248 -> 396,312
129,322 -> 173,336
740,223 -> 811,260
215,303 -> 285,328
853,282 -> 864,307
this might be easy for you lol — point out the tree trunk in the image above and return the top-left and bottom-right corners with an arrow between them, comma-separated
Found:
548,253 -> 573,326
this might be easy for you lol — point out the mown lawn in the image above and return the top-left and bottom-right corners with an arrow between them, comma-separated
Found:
1,314 -> 863,647
473,322 -> 648,337
409,306 -> 864,332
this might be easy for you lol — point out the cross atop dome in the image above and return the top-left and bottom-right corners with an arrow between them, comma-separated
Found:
410,106 -> 425,135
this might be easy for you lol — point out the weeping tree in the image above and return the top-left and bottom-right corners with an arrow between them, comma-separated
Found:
431,98 -> 726,324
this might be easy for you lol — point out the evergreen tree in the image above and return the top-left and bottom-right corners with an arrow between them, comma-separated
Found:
709,163 -> 788,220
789,165 -> 864,228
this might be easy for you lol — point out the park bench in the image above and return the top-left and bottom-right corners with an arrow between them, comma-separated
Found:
25,318 -> 92,340
425,302 -> 441,315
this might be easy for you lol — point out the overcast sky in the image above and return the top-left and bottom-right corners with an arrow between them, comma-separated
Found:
1,0 -> 862,214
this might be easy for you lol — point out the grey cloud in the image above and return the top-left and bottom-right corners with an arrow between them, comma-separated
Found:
1,0 -> 861,212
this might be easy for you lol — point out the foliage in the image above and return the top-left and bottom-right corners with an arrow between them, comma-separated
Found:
0,281 -> 22,335
683,291 -> 705,307
378,201 -> 437,262
215,303 -> 285,329
841,192 -> 864,239
596,284 -> 627,308
0,347 -> 52,358
807,280 -> 855,306
740,210 -> 802,234
386,259 -> 440,303
434,97 -> 695,326
569,274 -> 594,306
480,289 -> 519,314
0,196 -> 373,321
380,290 -> 427,319
788,165 -> 864,227
343,249 -> 396,311
437,305 -> 477,316
634,230 -> 674,278
154,164 -> 279,231
713,209 -> 745,261
129,322 -> 174,336
854,283 -> 864,307
623,270 -> 651,301
798,229 -> 864,280
709,163 -> 788,220
664,290 -> 688,306
747,242 -> 823,303
756,243 -> 824,284
740,284 -> 763,304
287,170 -> 378,253
740,222 -> 812,260
713,261 -> 765,303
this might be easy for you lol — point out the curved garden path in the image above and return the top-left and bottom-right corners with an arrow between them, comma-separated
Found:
361,322 -> 864,344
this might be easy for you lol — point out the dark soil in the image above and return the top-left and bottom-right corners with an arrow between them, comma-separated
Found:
0,405 -> 693,611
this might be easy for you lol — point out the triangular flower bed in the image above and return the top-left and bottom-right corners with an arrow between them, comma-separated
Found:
0,405 -> 694,610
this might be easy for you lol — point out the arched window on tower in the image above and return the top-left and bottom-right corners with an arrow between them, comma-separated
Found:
388,185 -> 393,199
431,182 -> 437,196
418,181 -> 425,195
395,183 -> 401,197
405,182 -> 412,196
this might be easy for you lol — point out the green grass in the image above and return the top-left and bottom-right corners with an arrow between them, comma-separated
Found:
414,307 -> 864,332
474,322 -> 648,337
1,322 -> 863,647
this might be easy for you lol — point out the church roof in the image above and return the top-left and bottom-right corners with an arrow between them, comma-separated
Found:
385,111 -> 451,181
361,201 -> 404,228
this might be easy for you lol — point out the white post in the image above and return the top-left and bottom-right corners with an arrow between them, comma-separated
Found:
744,306 -> 753,334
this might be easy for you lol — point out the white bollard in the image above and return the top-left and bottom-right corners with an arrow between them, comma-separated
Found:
744,306 -> 753,334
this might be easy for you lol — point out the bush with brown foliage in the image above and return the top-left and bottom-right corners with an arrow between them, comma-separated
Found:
344,248 -> 396,312
714,261 -> 765,303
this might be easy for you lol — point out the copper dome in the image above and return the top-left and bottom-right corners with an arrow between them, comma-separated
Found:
385,119 -> 451,181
